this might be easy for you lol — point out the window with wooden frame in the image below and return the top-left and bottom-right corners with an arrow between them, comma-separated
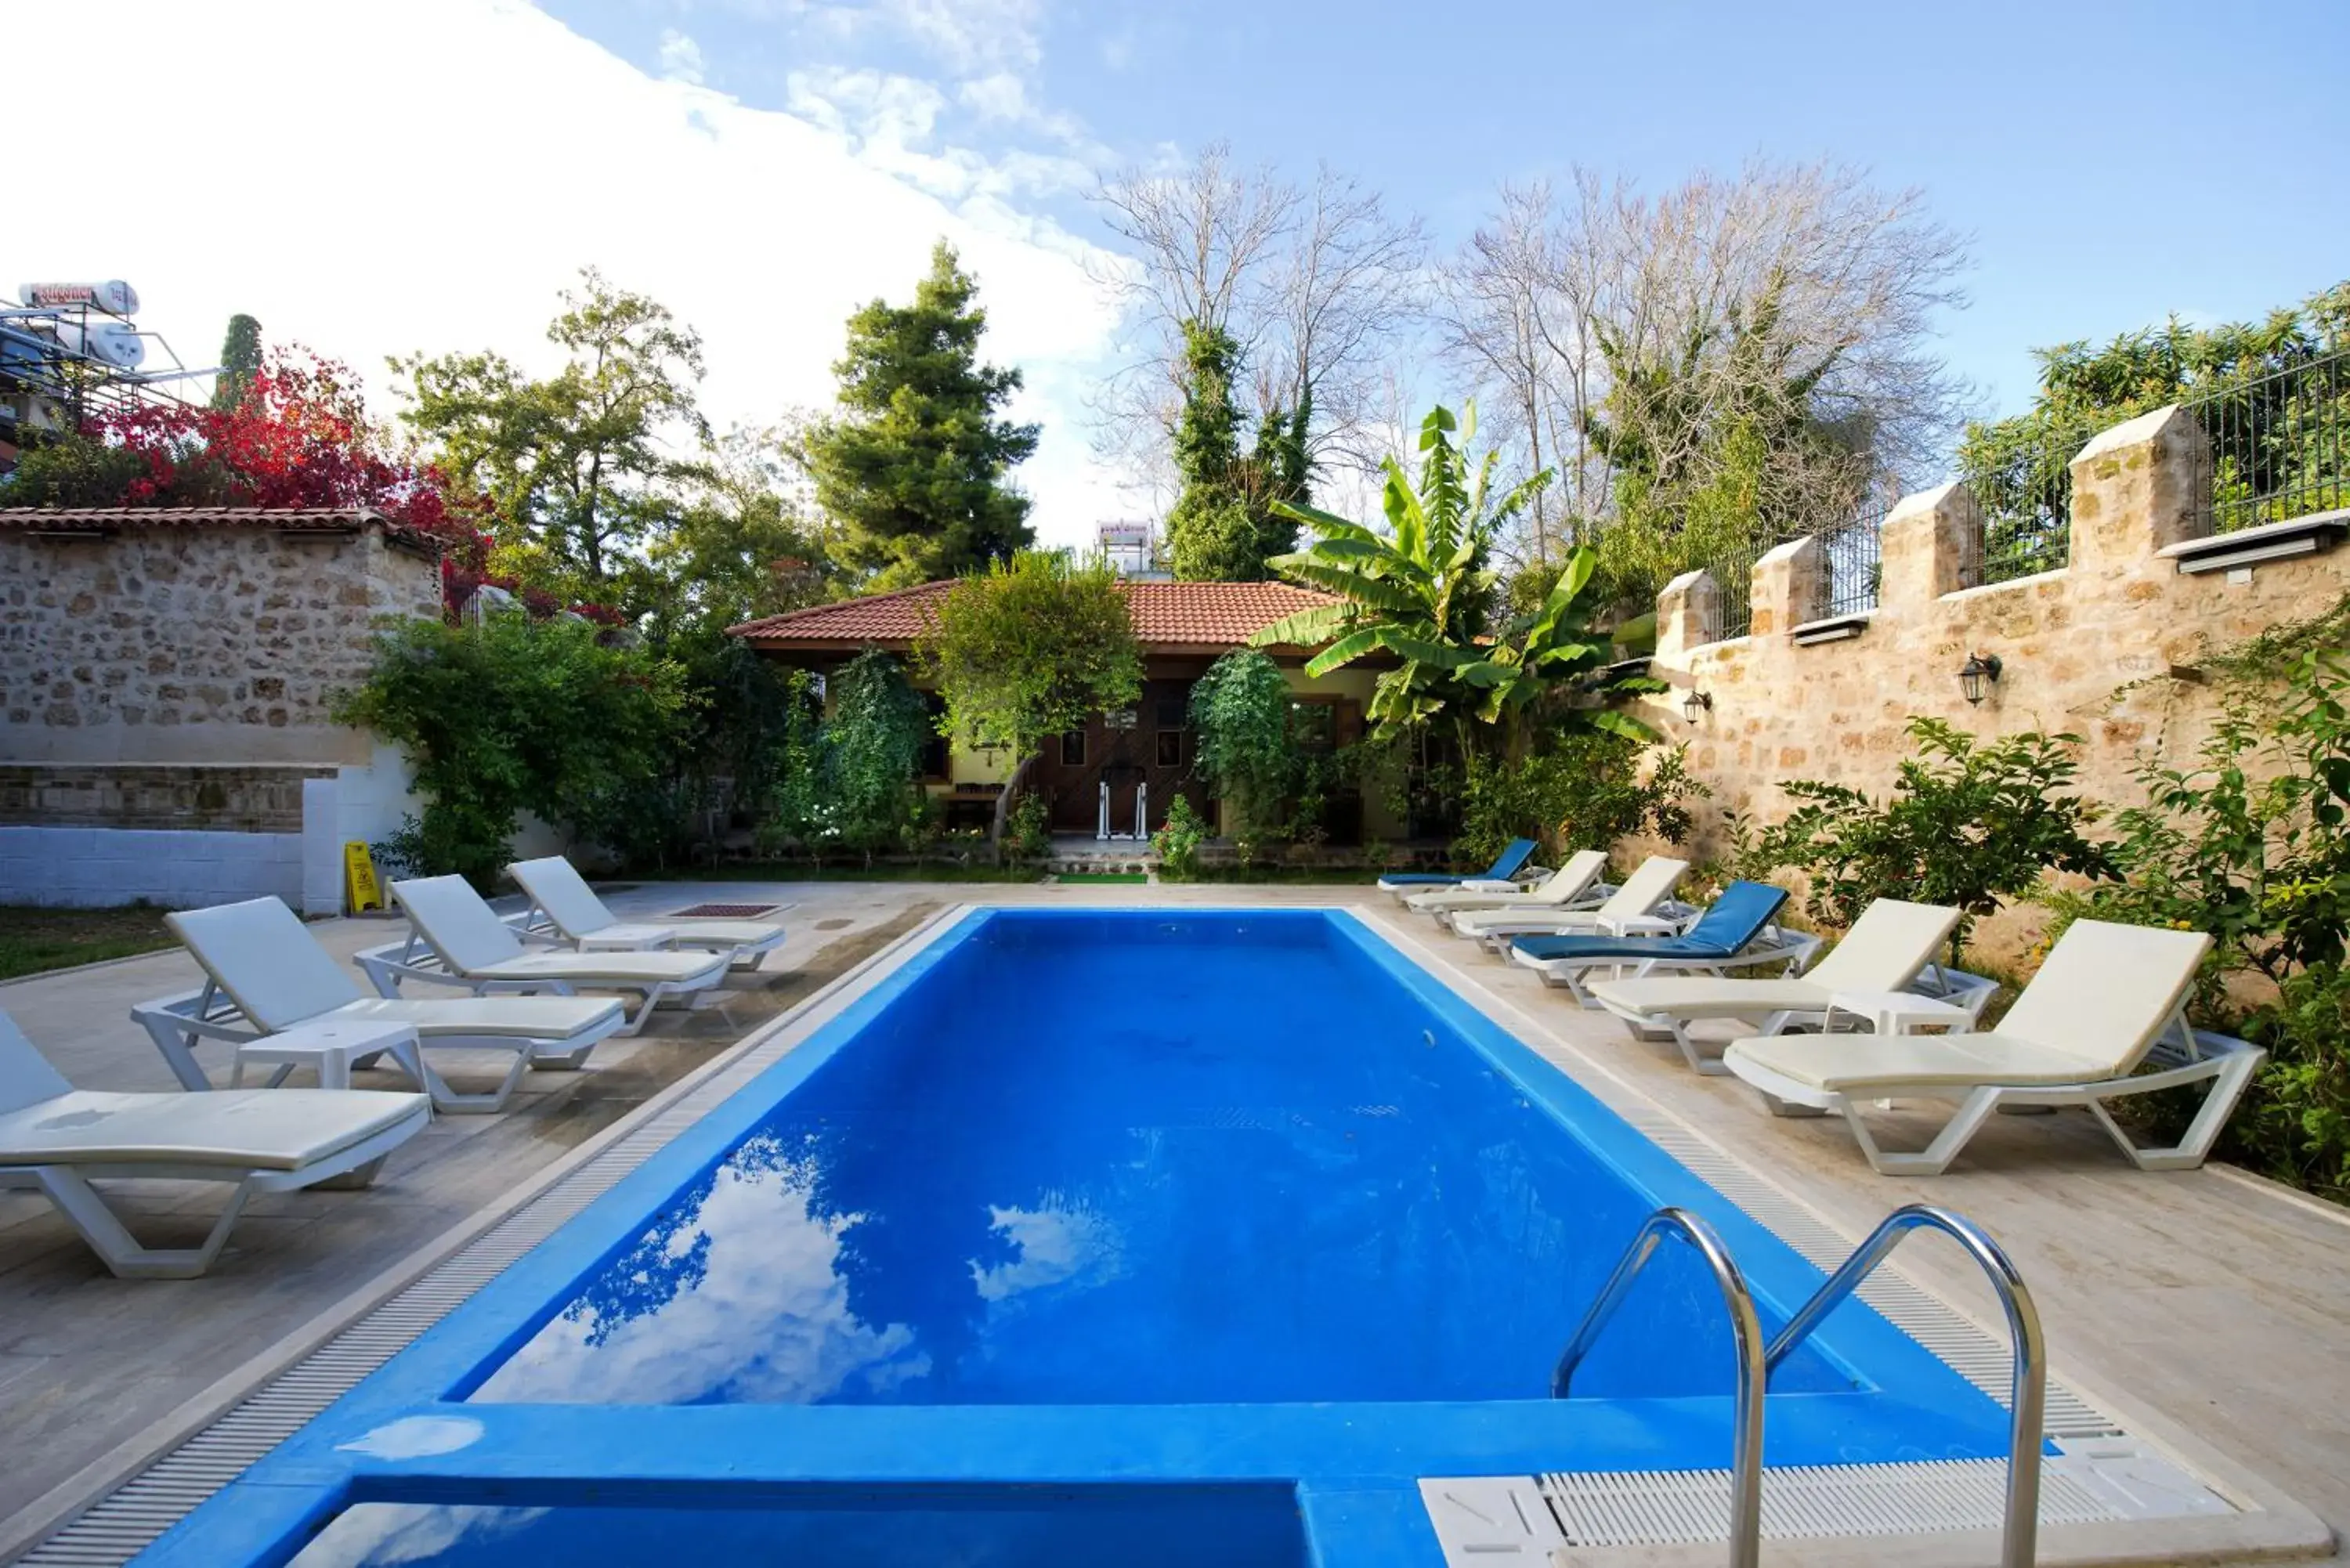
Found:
1287,698 -> 1338,753
918,692 -> 950,780
1060,729 -> 1087,766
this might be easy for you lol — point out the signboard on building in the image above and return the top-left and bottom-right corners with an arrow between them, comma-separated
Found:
16,280 -> 140,316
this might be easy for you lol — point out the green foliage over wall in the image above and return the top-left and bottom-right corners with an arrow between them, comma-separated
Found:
336,613 -> 691,887
1747,718 -> 2113,963
824,650 -> 935,862
1186,649 -> 1295,830
805,240 -> 1039,587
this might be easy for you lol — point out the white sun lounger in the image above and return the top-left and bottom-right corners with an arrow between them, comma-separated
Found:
1403,850 -> 1611,918
1723,919 -> 2263,1175
134,898 -> 628,1113
0,1006 -> 428,1278
1452,856 -> 1691,947
1585,899 -> 1969,1074
507,856 -> 789,970
360,876 -> 731,1035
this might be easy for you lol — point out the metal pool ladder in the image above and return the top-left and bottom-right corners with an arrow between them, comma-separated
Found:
1551,1201 -> 2047,1568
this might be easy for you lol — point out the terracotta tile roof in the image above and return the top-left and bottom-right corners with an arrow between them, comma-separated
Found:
730,577 -> 1344,652
0,506 -> 442,549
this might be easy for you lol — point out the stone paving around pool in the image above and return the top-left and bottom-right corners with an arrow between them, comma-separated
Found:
1,880 -> 2345,1565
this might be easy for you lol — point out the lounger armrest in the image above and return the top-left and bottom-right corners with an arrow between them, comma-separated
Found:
1908,965 -> 2000,1021
1597,913 -> 1679,938
129,988 -> 262,1040
502,909 -> 569,948
130,986 -> 269,1091
352,939 -> 472,999
1457,878 -> 1520,894
1716,931 -> 1824,973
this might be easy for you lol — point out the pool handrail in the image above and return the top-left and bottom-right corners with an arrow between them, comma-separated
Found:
1552,1205 -> 1765,1568
1764,1202 -> 2046,1568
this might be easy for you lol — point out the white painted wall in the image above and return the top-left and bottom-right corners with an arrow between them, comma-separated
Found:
0,826 -> 306,910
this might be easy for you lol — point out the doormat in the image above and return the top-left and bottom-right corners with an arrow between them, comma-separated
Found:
1054,873 -> 1150,885
666,902 -> 783,918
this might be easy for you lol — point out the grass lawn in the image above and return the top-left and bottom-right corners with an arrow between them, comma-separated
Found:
1177,865 -> 1389,884
0,904 -> 180,981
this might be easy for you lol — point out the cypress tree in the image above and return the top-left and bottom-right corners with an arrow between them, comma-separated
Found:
212,313 -> 263,410
1166,321 -> 1314,580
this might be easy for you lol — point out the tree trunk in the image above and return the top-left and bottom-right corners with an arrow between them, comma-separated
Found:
991,751 -> 1039,865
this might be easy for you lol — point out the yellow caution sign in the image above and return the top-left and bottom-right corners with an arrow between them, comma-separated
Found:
343,842 -> 384,914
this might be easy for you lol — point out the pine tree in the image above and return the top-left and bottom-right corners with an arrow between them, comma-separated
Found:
212,314 -> 263,410
807,242 -> 1040,586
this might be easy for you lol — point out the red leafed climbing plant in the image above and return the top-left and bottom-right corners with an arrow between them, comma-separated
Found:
84,349 -> 606,621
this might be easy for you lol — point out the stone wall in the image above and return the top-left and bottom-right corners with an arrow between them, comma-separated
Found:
0,522 -> 439,765
1631,405 -> 2350,967
0,519 -> 440,909
0,763 -> 334,833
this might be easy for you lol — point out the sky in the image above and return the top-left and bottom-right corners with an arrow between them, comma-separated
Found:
9,0 -> 2348,548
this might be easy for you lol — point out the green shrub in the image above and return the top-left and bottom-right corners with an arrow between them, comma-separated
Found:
825,650 -> 934,863
1188,650 -> 1293,832
1000,791 -> 1051,863
334,612 -> 691,887
1452,735 -> 1705,869
1748,717 -> 2111,963
1152,794 -> 1207,880
2236,963 -> 2350,1199
2041,648 -> 2350,1017
0,432 -> 146,506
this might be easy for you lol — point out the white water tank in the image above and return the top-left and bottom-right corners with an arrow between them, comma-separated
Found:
53,317 -> 146,370
18,280 -> 140,316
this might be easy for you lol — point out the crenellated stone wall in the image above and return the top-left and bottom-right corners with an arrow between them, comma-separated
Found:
1632,405 -> 2350,967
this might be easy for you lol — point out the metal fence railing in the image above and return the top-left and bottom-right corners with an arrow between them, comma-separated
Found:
1957,418 -> 2098,588
1685,352 -> 2350,645
1703,508 -> 1884,642
1710,534 -> 1767,641
1817,508 -> 1886,618
2183,349 -> 2350,534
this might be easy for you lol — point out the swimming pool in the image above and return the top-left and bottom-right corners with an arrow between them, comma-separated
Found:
139,909 -> 2014,1567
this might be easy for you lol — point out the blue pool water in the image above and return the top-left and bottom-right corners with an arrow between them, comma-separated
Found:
476,912 -> 1840,1407
143,909 -> 2014,1568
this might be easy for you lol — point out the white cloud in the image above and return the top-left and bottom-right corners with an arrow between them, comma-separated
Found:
656,27 -> 706,85
958,70 -> 1031,122
4,0 -> 1127,546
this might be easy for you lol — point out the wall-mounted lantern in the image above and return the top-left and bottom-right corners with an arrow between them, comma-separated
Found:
1681,689 -> 1713,724
1957,652 -> 2003,705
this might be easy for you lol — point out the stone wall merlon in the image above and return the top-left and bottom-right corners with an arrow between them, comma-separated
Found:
1629,399 -> 2350,969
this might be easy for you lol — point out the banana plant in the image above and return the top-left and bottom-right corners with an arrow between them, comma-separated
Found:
1458,544 -> 1658,744
1250,405 -> 1540,729
1252,403 -> 1654,746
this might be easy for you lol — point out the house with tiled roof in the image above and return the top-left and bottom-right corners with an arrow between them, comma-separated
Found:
731,578 -> 1405,842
